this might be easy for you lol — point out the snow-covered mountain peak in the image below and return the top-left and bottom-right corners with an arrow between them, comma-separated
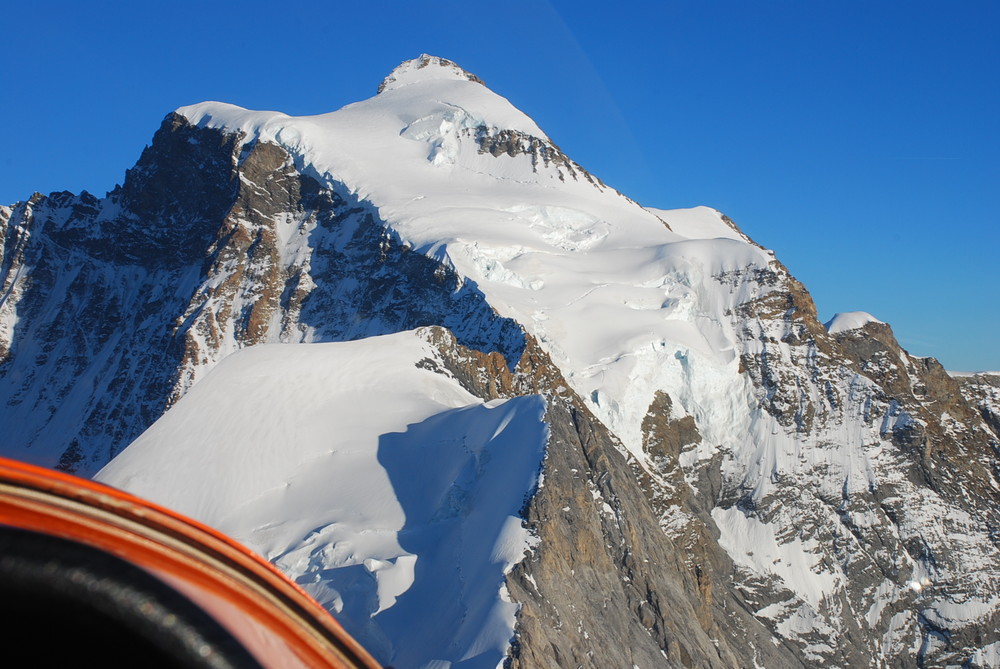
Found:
175,54 -> 551,205
824,310 -> 885,334
377,54 -> 485,94
173,63 -> 779,465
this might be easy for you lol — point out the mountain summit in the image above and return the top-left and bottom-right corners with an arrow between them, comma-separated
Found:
3,56 -> 999,668
377,53 -> 487,93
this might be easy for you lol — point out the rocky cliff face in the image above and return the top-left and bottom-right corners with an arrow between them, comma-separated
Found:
0,115 -> 242,472
957,373 -> 1000,443
3,57 -> 999,668
697,271 -> 1000,667
424,328 -> 801,667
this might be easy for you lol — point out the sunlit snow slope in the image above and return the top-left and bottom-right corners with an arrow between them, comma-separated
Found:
97,329 -> 547,669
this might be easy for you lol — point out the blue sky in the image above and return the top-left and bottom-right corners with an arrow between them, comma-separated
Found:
2,1 -> 997,370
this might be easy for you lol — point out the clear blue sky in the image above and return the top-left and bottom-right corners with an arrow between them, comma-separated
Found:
2,1 -> 997,371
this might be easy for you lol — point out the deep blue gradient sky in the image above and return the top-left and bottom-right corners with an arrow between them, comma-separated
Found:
2,1 -> 997,370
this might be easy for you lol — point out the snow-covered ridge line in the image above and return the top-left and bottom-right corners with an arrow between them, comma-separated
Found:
97,329 -> 548,669
824,310 -> 885,334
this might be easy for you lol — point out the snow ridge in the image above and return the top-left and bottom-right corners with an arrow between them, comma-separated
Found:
824,310 -> 885,334
97,331 -> 548,669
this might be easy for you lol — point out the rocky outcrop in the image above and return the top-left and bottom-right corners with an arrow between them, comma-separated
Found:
474,126 -> 606,188
956,373 -> 1000,442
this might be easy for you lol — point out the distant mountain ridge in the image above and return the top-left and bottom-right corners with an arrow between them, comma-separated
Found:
3,55 -> 999,668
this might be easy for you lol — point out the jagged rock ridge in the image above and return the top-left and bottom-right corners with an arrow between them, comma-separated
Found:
3,56 -> 999,668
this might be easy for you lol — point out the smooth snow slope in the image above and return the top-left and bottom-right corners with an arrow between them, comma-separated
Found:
97,329 -> 548,669
178,55 -> 777,462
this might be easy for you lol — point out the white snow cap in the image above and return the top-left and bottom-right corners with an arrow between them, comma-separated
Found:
378,54 -> 485,93
824,311 -> 885,334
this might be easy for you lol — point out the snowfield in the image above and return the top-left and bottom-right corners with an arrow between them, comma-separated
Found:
98,330 -> 547,669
